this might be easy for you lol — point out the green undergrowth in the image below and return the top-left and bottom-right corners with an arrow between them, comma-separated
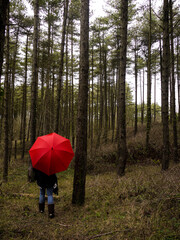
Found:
0,159 -> 180,240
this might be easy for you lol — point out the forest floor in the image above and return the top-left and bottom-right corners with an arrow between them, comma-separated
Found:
0,154 -> 180,240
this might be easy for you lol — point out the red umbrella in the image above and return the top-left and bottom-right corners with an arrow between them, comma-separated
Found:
29,133 -> 74,176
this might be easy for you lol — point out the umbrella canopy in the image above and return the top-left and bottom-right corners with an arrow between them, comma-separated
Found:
29,133 -> 74,176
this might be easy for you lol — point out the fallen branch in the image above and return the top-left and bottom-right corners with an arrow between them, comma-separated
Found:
56,223 -> 71,227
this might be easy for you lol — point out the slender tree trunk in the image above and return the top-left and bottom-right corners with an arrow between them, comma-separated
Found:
65,22 -> 69,139
96,41 -> 103,147
21,34 -> 28,160
169,74 -> 173,123
72,0 -> 89,205
95,76 -> 99,136
71,20 -> 75,148
44,4 -> 51,134
28,0 -> 39,181
55,0 -> 69,133
169,0 -> 178,163
177,37 -> 180,122
134,39 -> 138,135
146,0 -> 152,150
117,0 -> 128,176
3,4 -> 9,182
0,0 -> 9,144
161,0 -> 170,170
91,39 -> 94,152
111,69 -> 115,142
103,43 -> 108,143
154,72 -> 156,122
51,29 -> 55,131
88,73 -> 90,138
140,69 -> 144,124
38,46 -> 45,136
9,26 -> 19,162
160,37 -> 163,121
0,0 -> 9,81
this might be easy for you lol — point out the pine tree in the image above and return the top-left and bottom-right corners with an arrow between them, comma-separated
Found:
72,0 -> 89,205
117,0 -> 128,176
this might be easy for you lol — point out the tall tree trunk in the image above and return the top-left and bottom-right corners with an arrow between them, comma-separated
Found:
140,69 -> 145,125
177,37 -> 180,122
44,4 -> 51,134
160,37 -> 163,121
103,43 -> 108,143
96,41 -> 103,147
142,68 -> 145,124
161,0 -> 170,170
71,20 -> 75,148
117,0 -> 128,176
169,0 -> 178,163
0,0 -> 9,81
9,26 -> 19,162
146,0 -> 152,150
28,0 -> 39,181
3,4 -> 9,182
50,29 -> 55,131
169,74 -> 173,123
134,39 -> 138,135
38,45 -> 45,136
65,22 -> 69,139
90,37 -> 94,152
0,0 -> 9,144
154,72 -> 156,122
55,0 -> 69,133
111,69 -> 115,142
21,34 -> 28,160
72,0 -> 89,205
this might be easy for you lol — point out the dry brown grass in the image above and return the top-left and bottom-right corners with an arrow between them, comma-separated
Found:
0,158 -> 179,240
0,123 -> 180,239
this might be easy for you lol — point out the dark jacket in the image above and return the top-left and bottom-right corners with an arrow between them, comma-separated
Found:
34,169 -> 57,189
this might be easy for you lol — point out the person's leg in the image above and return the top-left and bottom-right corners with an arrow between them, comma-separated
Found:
39,188 -> 45,213
47,187 -> 54,218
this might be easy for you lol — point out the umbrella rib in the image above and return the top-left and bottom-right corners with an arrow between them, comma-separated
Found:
39,137 -> 52,146
53,140 -> 67,148
30,147 -> 49,152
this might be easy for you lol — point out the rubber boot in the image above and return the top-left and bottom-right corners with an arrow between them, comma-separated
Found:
39,203 -> 45,213
48,204 -> 54,218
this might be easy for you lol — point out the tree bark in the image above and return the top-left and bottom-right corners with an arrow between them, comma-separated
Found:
55,0 -> 69,133
96,40 -> 103,147
177,37 -> 180,122
72,0 -> 89,205
28,0 -> 39,181
161,0 -> 170,170
21,34 -> 29,160
0,0 -> 9,81
0,0 -> 9,144
117,0 -> 128,176
146,0 -> 152,150
9,26 -> 20,162
70,20 -> 75,148
65,22 -> 69,139
103,40 -> 108,143
90,36 -> 94,152
3,3 -> 9,182
169,0 -> 178,163
134,38 -> 138,136
44,3 -> 51,134
154,72 -> 157,122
